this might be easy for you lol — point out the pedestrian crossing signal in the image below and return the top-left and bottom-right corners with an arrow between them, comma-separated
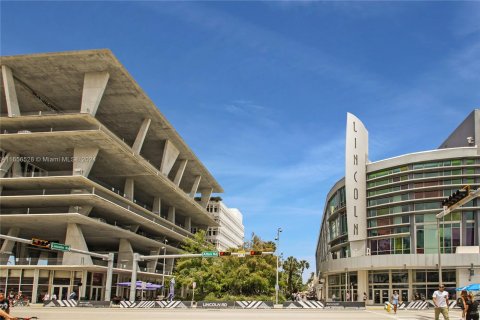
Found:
219,251 -> 231,256
250,251 -> 262,256
31,238 -> 50,248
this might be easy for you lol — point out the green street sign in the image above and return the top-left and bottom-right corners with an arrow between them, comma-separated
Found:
50,242 -> 71,252
201,251 -> 218,258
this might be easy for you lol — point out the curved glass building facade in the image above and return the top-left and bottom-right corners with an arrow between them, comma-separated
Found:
315,110 -> 480,304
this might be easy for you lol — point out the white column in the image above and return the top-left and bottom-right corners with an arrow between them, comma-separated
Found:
63,223 -> 93,265
124,178 -> 134,201
173,159 -> 188,186
117,239 -> 134,269
168,207 -> 176,224
132,118 -> 151,155
0,152 -> 19,178
73,147 -> 99,177
199,188 -> 213,208
146,248 -> 160,273
357,270 -> 368,302
0,227 -> 20,263
185,217 -> 192,233
1,65 -> 20,117
80,71 -> 110,116
153,197 -> 161,215
32,269 -> 39,303
160,140 -> 180,176
189,175 -> 202,198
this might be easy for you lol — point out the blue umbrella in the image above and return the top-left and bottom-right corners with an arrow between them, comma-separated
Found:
116,281 -> 163,291
465,284 -> 480,291
457,284 -> 480,291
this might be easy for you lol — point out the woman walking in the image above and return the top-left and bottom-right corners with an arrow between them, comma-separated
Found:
465,293 -> 479,320
391,290 -> 400,315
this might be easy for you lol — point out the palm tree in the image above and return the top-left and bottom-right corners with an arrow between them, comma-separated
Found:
299,260 -> 310,282
283,256 -> 300,296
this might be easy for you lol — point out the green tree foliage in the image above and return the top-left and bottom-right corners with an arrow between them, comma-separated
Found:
174,232 -> 279,301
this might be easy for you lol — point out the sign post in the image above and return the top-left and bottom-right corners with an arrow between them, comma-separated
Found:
192,282 -> 196,303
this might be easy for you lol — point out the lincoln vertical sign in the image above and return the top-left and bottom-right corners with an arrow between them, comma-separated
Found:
345,113 -> 368,257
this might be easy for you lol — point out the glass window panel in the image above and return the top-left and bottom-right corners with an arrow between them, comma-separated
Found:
451,159 -> 461,166
415,271 -> 426,283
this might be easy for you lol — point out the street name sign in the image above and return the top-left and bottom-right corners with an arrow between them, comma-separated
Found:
201,251 -> 219,258
237,251 -> 246,258
50,242 -> 71,252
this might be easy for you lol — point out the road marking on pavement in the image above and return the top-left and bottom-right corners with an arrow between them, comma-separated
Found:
365,310 -> 422,319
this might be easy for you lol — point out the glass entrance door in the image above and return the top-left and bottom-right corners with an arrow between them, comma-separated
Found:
392,289 -> 408,302
373,289 -> 390,304
52,286 -> 69,300
90,286 -> 103,301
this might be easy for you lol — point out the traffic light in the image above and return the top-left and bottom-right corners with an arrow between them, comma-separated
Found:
442,186 -> 470,207
219,251 -> 232,256
31,238 -> 50,248
250,251 -> 262,256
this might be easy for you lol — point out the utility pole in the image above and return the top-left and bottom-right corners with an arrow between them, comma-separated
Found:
275,227 -> 282,305
161,239 -> 167,298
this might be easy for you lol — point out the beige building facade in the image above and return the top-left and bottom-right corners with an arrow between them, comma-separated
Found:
0,50 -> 223,302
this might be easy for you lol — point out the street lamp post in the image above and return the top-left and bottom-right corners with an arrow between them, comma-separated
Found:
275,227 -> 282,305
162,239 -> 168,298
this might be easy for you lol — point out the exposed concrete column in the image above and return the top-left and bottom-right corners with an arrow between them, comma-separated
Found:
153,197 -> 161,215
117,239 -> 134,269
1,65 -> 20,117
80,270 -> 88,298
11,159 -> 22,177
0,227 -> 20,263
199,188 -> 213,208
132,118 -> 151,155
160,140 -> 180,176
146,248 -> 160,273
0,152 -> 19,178
189,175 -> 202,198
80,71 -> 110,116
173,159 -> 188,186
185,217 -> 192,233
73,147 -> 99,177
124,178 -> 134,201
17,243 -> 29,264
63,223 -> 93,265
32,269 -> 39,303
168,207 -> 176,224
356,270 -> 367,302
166,258 -> 175,275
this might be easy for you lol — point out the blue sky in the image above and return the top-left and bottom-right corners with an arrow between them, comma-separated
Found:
2,1 -> 480,279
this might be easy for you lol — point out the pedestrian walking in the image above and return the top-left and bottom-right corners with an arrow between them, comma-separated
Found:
465,293 -> 479,320
391,290 -> 399,315
459,290 -> 469,320
346,291 -> 350,302
363,292 -> 367,304
432,284 -> 450,320
332,293 -> 336,302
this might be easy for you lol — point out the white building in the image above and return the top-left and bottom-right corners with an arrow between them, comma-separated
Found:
204,197 -> 245,250
316,110 -> 480,304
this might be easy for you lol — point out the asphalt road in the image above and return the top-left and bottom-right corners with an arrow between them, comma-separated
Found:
10,307 -> 465,320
